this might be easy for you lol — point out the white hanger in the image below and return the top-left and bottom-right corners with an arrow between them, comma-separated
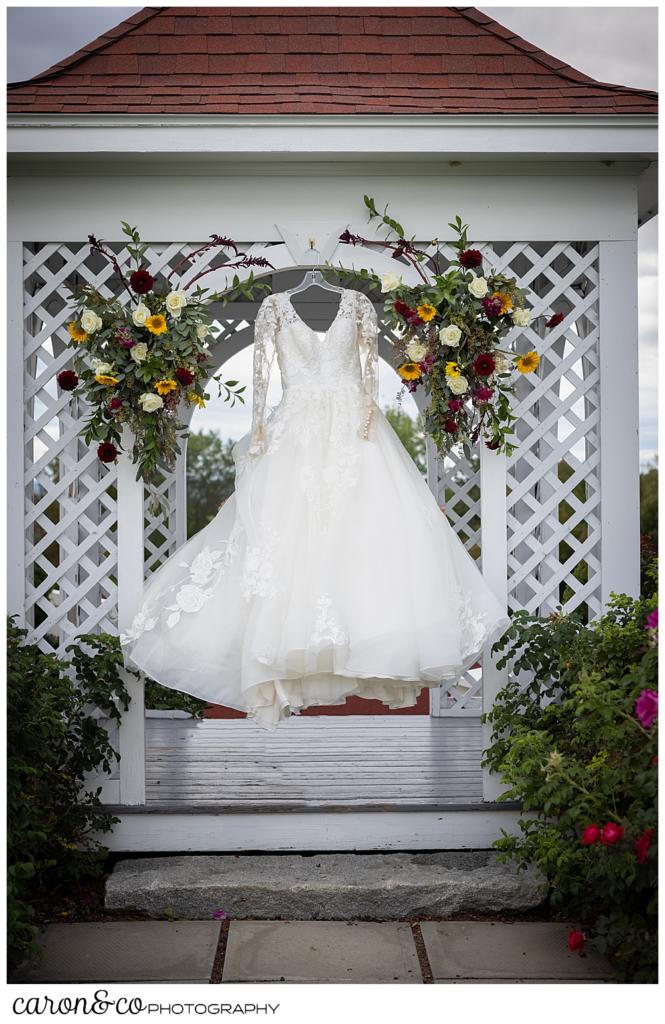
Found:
285,238 -> 345,295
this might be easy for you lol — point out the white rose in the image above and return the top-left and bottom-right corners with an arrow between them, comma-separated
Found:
468,276 -> 489,299
196,323 -> 209,340
511,307 -> 532,327
132,302 -> 151,327
91,361 -> 113,376
449,375 -> 469,395
139,392 -> 163,413
80,308 -> 103,334
406,342 -> 428,362
166,290 -> 188,319
439,324 -> 462,347
130,342 -> 148,364
380,272 -> 403,293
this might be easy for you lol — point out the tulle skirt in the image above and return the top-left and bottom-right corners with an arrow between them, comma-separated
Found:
121,388 -> 511,729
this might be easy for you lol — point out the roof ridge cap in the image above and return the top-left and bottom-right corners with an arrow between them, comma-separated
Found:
7,6 -> 163,89
458,5 -> 658,101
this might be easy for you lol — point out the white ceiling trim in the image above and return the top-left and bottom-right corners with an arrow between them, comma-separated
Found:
7,112 -> 657,159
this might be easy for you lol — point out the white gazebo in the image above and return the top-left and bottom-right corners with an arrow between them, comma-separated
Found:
7,7 -> 657,851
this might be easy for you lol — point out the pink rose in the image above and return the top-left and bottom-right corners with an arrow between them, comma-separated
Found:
634,828 -> 653,865
580,825 -> 600,846
635,689 -> 658,729
599,822 -> 624,846
567,929 -> 585,954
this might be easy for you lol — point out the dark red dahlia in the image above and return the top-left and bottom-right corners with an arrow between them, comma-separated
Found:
108,396 -> 123,413
459,248 -> 483,269
393,299 -> 414,318
546,311 -> 565,329
448,398 -> 465,412
175,367 -> 195,386
473,353 -> 496,377
444,418 -> 459,434
129,269 -> 154,294
485,438 -> 501,450
473,386 -> 494,401
481,295 -> 504,318
56,369 -> 79,391
97,441 -> 118,463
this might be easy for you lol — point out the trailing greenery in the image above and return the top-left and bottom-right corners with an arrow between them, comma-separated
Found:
482,570 -> 658,983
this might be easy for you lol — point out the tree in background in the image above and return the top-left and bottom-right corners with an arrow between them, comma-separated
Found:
384,405 -> 426,475
186,430 -> 236,538
640,458 -> 658,546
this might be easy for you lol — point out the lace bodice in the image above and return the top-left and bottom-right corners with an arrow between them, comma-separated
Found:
249,288 -> 379,455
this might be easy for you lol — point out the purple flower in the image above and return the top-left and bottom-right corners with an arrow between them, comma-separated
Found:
635,689 -> 658,729
212,909 -> 227,920
646,608 -> 658,632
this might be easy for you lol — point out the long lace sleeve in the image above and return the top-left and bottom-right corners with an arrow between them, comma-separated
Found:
249,295 -> 278,456
357,292 -> 379,442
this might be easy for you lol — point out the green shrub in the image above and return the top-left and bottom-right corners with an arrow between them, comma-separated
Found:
6,621 -> 134,970
482,583 -> 658,983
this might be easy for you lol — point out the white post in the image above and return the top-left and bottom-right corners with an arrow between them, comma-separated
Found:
116,426 -> 146,805
598,240 -> 641,604
479,444 -> 511,802
7,242 -> 26,623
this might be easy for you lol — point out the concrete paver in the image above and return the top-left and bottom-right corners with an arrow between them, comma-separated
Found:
9,922 -> 221,985
421,922 -> 614,981
222,921 -> 422,984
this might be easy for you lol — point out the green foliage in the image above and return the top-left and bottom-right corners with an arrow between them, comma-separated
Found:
7,619 -> 207,970
186,429 -> 237,537
384,406 -> 426,475
6,620 -> 131,970
640,461 -> 658,546
483,587 -> 658,982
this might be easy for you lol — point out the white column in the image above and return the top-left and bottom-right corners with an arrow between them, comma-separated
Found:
479,444 -> 511,802
7,242 -> 27,623
116,425 -> 146,805
598,240 -> 641,604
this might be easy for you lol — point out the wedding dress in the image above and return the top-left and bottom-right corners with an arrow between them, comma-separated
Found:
120,288 -> 510,729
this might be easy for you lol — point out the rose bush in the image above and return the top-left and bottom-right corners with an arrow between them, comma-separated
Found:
482,572 -> 658,982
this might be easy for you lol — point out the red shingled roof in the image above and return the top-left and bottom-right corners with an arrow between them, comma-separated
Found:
7,6 -> 658,115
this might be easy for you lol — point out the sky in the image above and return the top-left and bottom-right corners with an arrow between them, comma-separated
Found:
6,4 -> 659,464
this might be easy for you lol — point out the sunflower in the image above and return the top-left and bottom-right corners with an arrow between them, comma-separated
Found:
445,361 -> 461,379
515,351 -> 540,373
145,314 -> 168,336
416,303 -> 437,322
67,321 -> 88,343
94,374 -> 119,386
154,379 -> 178,395
186,392 -> 206,408
397,362 -> 422,381
489,291 -> 513,315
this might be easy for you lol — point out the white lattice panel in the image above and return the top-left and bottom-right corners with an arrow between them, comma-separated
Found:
19,238 -> 601,713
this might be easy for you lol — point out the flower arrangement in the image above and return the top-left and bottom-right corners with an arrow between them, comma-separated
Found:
333,196 -> 566,459
59,222 -> 272,508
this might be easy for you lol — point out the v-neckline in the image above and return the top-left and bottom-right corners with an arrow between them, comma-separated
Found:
283,289 -> 349,337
